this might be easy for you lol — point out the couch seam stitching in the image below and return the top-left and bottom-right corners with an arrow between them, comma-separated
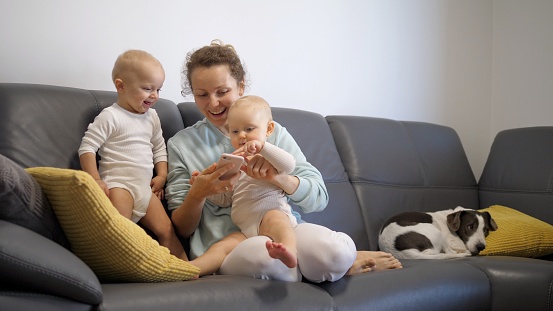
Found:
479,188 -> 553,194
350,180 -> 477,190
547,281 -> 553,310
401,121 -> 429,186
87,90 -> 101,112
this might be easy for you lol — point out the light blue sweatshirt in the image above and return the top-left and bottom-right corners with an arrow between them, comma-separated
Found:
166,118 -> 328,259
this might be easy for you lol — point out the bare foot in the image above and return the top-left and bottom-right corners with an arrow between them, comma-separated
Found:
347,251 -> 402,275
347,257 -> 376,274
266,240 -> 297,268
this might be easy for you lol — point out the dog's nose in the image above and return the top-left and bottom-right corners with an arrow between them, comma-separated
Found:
476,244 -> 485,252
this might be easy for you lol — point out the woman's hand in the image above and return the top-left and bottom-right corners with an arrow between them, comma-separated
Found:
188,162 -> 240,198
242,154 -> 277,180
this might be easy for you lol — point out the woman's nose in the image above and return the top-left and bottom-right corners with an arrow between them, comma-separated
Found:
208,94 -> 219,107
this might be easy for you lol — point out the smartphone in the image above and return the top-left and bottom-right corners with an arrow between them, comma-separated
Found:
217,153 -> 243,180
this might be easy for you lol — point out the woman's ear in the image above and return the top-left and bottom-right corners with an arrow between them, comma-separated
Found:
238,80 -> 245,96
266,121 -> 275,137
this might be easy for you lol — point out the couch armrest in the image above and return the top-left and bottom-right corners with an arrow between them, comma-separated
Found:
0,220 -> 102,304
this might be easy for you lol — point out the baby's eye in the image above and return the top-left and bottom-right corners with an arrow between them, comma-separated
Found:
246,127 -> 255,132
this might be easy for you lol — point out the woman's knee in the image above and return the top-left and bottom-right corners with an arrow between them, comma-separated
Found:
219,236 -> 301,282
295,223 -> 357,282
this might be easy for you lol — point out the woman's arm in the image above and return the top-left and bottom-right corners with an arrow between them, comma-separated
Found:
166,139 -> 240,238
170,178 -> 209,238
270,123 -> 329,213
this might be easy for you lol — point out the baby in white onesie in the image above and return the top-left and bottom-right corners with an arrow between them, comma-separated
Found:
193,95 -> 300,268
78,50 -> 188,262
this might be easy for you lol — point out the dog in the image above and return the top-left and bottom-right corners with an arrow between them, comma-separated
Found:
378,206 -> 498,259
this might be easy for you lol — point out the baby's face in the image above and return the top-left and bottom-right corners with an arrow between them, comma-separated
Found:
118,61 -> 165,114
227,106 -> 270,150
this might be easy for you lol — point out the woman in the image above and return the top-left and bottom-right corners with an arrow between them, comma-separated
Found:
166,40 -> 401,282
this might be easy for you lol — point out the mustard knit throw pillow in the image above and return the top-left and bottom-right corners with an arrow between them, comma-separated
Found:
480,205 -> 553,258
26,167 -> 200,282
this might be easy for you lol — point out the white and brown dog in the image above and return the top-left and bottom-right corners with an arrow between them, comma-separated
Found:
378,206 -> 498,259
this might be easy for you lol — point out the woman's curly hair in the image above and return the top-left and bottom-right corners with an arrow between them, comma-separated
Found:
181,39 -> 248,97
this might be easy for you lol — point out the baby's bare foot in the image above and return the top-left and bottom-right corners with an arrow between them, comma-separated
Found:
266,240 -> 297,268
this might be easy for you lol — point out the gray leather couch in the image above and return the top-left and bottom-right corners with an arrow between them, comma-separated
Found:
1,83 -> 552,311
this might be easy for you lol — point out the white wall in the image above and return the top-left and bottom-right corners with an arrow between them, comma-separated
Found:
492,0 -> 553,137
2,0 -> 548,179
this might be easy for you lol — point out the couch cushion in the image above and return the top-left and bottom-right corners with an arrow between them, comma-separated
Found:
327,116 -> 479,250
101,275 -> 335,311
318,259 -> 490,311
26,167 -> 200,282
0,154 -> 69,248
0,220 -> 102,304
479,205 -> 553,257
479,126 -> 553,225
0,84 -> 100,169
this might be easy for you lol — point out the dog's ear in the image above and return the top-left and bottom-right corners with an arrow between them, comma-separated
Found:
482,212 -> 498,231
446,211 -> 463,232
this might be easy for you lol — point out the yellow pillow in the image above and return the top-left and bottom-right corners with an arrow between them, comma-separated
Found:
480,205 -> 553,258
26,167 -> 200,282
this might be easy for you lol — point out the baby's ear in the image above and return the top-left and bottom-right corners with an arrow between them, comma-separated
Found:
266,121 -> 275,136
114,79 -> 124,91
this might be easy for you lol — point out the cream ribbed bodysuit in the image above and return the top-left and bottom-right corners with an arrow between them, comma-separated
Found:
78,103 -> 167,222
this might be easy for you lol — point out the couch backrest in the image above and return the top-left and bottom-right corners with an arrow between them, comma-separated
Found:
177,102 -> 371,250
0,83 -> 183,169
479,127 -> 553,225
326,115 -> 479,250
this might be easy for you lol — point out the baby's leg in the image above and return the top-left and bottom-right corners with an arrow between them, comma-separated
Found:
258,210 -> 297,268
140,195 -> 188,261
190,231 -> 245,276
265,241 -> 297,269
109,187 -> 134,219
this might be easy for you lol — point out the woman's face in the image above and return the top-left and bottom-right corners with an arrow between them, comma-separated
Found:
190,64 -> 244,133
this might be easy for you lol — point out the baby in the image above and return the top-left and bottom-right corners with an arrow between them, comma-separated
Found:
79,50 -> 188,261
193,95 -> 299,268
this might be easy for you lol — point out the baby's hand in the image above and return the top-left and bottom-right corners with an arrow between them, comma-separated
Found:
235,140 -> 263,157
150,176 -> 166,200
96,179 -> 109,196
